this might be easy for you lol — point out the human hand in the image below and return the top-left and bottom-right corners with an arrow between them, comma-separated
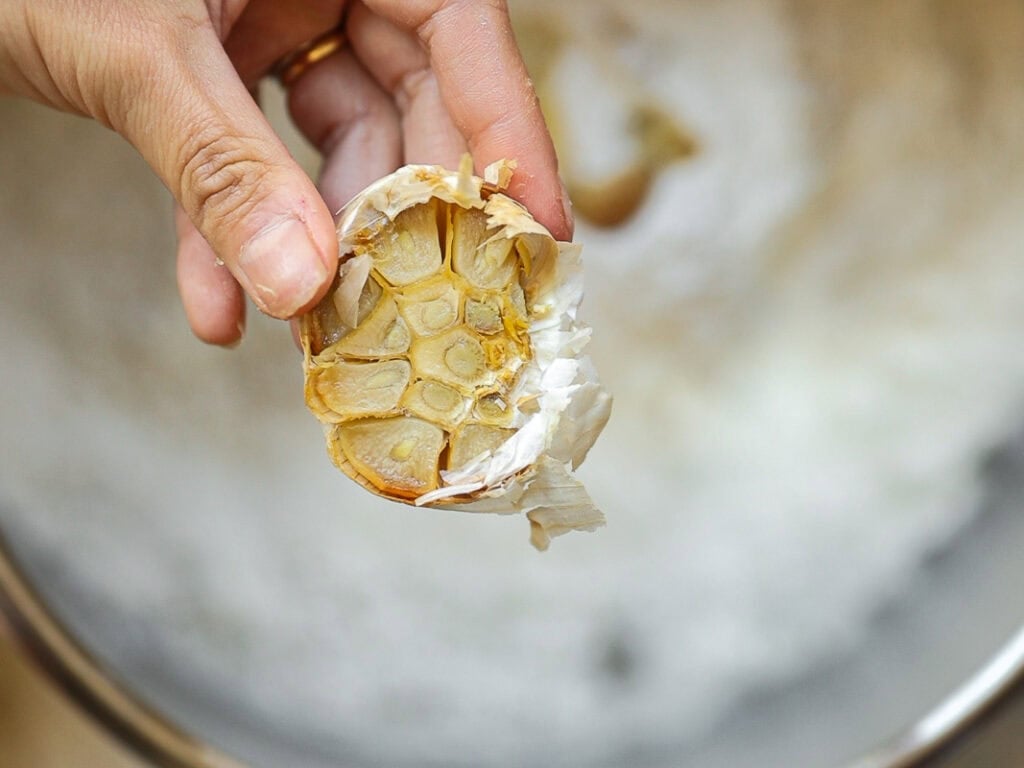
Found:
0,0 -> 570,346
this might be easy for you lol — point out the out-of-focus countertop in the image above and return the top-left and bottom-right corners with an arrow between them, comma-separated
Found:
0,635 -> 140,768
919,687 -> 1024,768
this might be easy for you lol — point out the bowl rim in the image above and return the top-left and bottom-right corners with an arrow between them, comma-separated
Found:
0,528 -> 1021,768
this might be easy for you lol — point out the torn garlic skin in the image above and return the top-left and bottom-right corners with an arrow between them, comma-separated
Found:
300,157 -> 612,550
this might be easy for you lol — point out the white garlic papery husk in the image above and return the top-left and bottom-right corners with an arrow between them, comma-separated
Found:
300,157 -> 612,550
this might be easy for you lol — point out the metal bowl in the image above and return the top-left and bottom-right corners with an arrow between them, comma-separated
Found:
3,1 -> 1024,765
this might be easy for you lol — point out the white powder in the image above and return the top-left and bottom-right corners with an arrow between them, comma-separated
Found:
2,1 -> 1024,766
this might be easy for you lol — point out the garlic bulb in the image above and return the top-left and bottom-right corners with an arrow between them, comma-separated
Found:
300,157 -> 611,549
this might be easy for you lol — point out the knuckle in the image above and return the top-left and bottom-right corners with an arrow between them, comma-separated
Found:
445,0 -> 509,21
319,97 -> 393,155
177,132 -> 273,233
395,66 -> 433,112
419,0 -> 510,48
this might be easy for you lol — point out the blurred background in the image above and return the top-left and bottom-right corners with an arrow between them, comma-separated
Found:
3,0 -> 1024,766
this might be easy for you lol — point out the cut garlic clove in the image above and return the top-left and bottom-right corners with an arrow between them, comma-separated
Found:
307,359 -> 411,423
451,207 -> 518,290
332,417 -> 445,499
465,295 -> 504,335
331,295 -> 410,359
400,379 -> 470,432
449,423 -> 516,471
366,202 -> 444,287
394,277 -> 461,336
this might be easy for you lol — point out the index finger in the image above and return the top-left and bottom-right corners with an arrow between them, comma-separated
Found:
362,0 -> 573,240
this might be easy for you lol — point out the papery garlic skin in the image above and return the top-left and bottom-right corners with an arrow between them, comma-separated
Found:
300,158 -> 611,549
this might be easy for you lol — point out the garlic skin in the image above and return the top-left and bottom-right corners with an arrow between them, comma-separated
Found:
301,158 -> 612,549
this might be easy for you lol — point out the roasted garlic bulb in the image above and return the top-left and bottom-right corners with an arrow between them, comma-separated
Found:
300,158 -> 611,550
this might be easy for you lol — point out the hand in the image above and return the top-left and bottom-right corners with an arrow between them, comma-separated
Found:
0,0 -> 570,346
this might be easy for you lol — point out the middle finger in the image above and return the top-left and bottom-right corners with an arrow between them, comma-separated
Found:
346,1 -> 468,168
287,47 -> 402,213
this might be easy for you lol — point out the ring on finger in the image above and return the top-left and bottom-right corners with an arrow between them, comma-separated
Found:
272,28 -> 348,88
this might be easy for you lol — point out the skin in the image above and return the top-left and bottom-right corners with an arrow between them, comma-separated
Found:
0,0 -> 572,346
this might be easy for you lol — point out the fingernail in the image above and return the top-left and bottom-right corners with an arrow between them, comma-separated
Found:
559,176 -> 575,238
237,217 -> 330,317
224,319 -> 245,349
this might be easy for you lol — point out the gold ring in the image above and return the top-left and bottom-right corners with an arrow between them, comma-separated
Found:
272,29 -> 347,88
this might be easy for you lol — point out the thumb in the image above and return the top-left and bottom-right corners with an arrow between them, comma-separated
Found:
108,15 -> 338,319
